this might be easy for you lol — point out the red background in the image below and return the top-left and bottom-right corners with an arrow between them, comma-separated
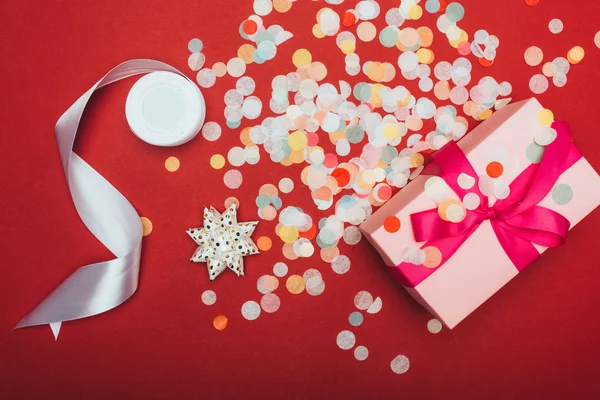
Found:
1,0 -> 600,398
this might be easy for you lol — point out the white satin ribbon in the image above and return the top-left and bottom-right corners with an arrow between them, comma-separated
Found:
15,59 -> 190,339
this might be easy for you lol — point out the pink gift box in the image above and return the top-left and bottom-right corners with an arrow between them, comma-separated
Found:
360,98 -> 600,328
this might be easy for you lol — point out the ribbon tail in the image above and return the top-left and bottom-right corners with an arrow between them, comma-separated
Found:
49,322 -> 61,341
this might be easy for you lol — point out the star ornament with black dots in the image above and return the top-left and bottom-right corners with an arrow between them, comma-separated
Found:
186,203 -> 259,280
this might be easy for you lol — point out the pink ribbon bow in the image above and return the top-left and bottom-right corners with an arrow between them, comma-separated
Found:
392,121 -> 582,288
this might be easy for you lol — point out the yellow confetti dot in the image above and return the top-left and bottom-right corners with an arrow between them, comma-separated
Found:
538,109 -> 554,127
312,24 -> 325,39
210,154 -> 225,169
286,275 -> 305,294
383,124 -> 399,139
416,48 -> 434,64
165,156 -> 180,172
292,49 -> 312,67
288,131 -> 308,151
340,40 -> 356,54
478,109 -> 493,121
213,315 -> 228,330
140,217 -> 153,236
567,46 -> 585,64
280,225 -> 299,243
273,0 -> 292,13
408,4 -> 423,20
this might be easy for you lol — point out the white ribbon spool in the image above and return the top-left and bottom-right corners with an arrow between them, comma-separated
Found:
125,71 -> 205,146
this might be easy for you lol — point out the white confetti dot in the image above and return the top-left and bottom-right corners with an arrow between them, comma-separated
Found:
427,318 -> 443,334
336,330 -> 356,350
331,255 -> 351,274
201,290 -> 216,306
354,291 -> 374,310
366,296 -> 383,314
354,345 -> 369,361
390,355 -> 410,374
343,226 -> 362,245
278,177 -> 294,193
201,121 -> 221,142
548,18 -> 563,34
273,262 -> 288,277
260,293 -> 281,313
241,300 -> 261,320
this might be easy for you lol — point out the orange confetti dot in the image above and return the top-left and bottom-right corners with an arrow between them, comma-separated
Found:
525,0 -> 539,5
213,315 -> 228,330
298,222 -> 317,240
486,161 -> 504,178
224,197 -> 239,210
140,217 -> 153,236
384,216 -> 401,233
257,236 -> 272,251
242,20 -> 258,35
422,246 -> 442,268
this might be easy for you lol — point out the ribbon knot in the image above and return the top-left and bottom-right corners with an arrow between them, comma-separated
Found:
483,207 -> 497,220
393,121 -> 582,288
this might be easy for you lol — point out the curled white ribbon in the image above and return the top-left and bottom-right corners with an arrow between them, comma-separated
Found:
15,59 -> 190,339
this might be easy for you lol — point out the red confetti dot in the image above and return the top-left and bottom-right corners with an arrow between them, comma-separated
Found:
384,216 -> 401,233
299,222 -> 317,240
524,0 -> 540,6
332,168 -> 351,187
242,20 -> 258,35
341,11 -> 356,27
306,132 -> 319,146
438,0 -> 449,12
486,161 -> 504,178
323,153 -> 339,169
377,185 -> 392,201
478,57 -> 494,67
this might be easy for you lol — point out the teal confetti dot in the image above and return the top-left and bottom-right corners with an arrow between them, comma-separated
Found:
551,183 -> 573,205
425,0 -> 441,13
379,26 -> 399,48
347,124 -> 365,144
349,311 -> 364,327
381,145 -> 399,164
526,142 -> 545,164
226,119 -> 241,129
445,2 -> 465,22
339,195 -> 356,208
353,82 -> 372,102
188,38 -> 203,53
255,194 -> 271,208
255,30 -> 275,45
271,196 -> 283,210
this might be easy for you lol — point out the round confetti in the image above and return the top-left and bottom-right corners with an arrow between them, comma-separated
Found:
210,154 -> 225,169
224,196 -> 239,209
212,62 -> 227,77
140,217 -> 153,236
343,226 -> 362,245
357,21 -> 377,42
164,156 -> 180,172
383,216 -> 401,233
305,276 -> 325,296
529,74 -> 549,94
390,355 -> 410,374
292,49 -> 312,67
567,46 -> 585,64
202,121 -> 222,142
257,236 -> 272,251
349,311 -> 364,327
354,291 -> 374,310
227,57 -> 246,78
257,275 -> 279,294
551,183 -> 573,205
336,330 -> 356,350
201,290 -> 217,306
223,169 -> 243,189
548,18 -> 563,34
286,275 -> 305,294
525,0 -> 540,6
422,246 -> 442,268
241,300 -> 261,320
595,31 -> 600,49
538,109 -> 554,126
278,177 -> 294,193
213,315 -> 228,330
486,161 -> 503,178
331,255 -> 351,274
273,262 -> 288,277
354,345 -> 369,361
427,318 -> 443,334
188,38 -> 203,53
196,68 -> 216,88
188,52 -> 206,71
526,142 -> 545,164
260,293 -> 281,313
524,46 -> 543,66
